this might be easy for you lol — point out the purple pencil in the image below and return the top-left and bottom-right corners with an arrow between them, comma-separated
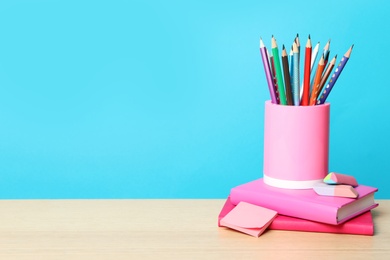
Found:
317,45 -> 353,105
260,38 -> 277,104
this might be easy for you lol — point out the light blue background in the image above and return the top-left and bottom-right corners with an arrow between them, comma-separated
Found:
0,0 -> 389,198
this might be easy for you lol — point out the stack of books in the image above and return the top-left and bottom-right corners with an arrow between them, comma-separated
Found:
218,178 -> 378,236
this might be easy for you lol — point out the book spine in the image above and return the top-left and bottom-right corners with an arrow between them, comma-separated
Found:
269,216 -> 374,236
230,187 -> 338,225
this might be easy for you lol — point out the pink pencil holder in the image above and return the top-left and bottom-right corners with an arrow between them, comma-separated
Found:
263,101 -> 330,189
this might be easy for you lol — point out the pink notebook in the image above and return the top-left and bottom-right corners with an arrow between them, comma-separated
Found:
230,178 -> 378,225
218,197 -> 375,236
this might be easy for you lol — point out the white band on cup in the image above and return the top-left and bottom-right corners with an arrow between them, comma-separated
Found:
263,174 -> 323,189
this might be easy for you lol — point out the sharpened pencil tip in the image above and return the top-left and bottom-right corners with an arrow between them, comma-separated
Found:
260,38 -> 265,48
308,34 -> 311,39
345,44 -> 354,58
292,41 -> 298,52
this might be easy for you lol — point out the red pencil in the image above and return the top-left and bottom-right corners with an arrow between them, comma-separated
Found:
300,35 -> 311,106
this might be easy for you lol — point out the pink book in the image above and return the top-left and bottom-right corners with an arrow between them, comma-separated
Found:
218,197 -> 375,236
230,178 -> 378,225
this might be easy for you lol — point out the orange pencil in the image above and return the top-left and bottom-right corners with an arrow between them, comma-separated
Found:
300,35 -> 311,106
313,55 -> 337,102
309,55 -> 325,105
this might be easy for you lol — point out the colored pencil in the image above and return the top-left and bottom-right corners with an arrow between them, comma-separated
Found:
271,36 -> 287,105
299,40 -> 318,100
318,40 -> 331,92
314,55 -> 337,101
295,34 -> 300,100
259,38 -> 278,104
282,45 -> 293,105
292,42 -> 300,105
309,55 -> 325,105
289,47 -> 294,94
300,35 -> 312,106
310,42 -> 320,73
269,51 -> 280,104
289,46 -> 294,105
317,45 -> 353,105
295,33 -> 300,62
309,42 -> 320,89
323,39 -> 331,66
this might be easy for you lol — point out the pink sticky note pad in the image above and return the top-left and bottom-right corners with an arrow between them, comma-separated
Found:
220,201 -> 278,237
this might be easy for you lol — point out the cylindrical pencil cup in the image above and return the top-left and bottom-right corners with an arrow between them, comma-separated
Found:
263,101 -> 330,189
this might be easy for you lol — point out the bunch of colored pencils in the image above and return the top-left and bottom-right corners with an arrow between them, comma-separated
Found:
259,34 -> 353,106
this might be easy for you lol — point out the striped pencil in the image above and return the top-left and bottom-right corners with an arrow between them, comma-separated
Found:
309,55 -> 325,105
295,33 -> 300,63
271,36 -> 287,105
269,51 -> 280,104
317,45 -> 353,105
300,35 -> 312,106
259,38 -> 278,104
292,42 -> 300,105
282,45 -> 293,105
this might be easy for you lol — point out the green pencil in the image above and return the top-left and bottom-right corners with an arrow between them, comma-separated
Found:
271,36 -> 287,105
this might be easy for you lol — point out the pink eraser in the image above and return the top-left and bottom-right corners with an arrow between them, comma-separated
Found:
323,172 -> 358,187
220,201 -> 278,237
313,183 -> 359,198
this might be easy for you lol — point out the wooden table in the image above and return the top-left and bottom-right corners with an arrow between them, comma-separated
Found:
0,200 -> 388,259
